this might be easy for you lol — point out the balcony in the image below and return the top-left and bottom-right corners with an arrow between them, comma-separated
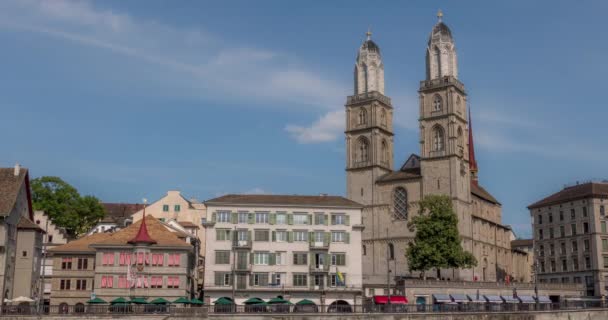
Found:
309,264 -> 330,273
232,239 -> 252,249
346,91 -> 392,106
234,263 -> 251,273
309,241 -> 330,250
419,76 -> 465,93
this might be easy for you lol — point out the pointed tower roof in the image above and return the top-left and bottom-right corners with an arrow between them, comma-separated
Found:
428,9 -> 454,45
128,205 -> 156,245
468,110 -> 479,183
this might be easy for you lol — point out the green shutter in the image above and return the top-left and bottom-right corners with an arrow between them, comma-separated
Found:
250,252 -> 254,264
324,232 -> 331,246
288,214 -> 293,225
330,214 -> 335,225
247,230 -> 252,241
214,272 -> 221,286
308,214 -> 313,225
309,232 -> 314,244
231,212 -> 237,224
345,215 -> 350,226
345,232 -> 350,244
248,213 -> 255,224
212,213 -> 217,222
269,213 -> 276,225
324,253 -> 330,269
272,231 -> 276,242
269,253 -> 276,265
324,214 -> 329,226
314,214 -> 318,225
249,274 -> 254,286
288,231 -> 293,243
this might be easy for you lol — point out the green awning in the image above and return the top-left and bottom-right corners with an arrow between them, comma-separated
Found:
130,297 -> 148,304
110,297 -> 129,305
87,297 -> 107,304
214,297 -> 234,305
243,297 -> 265,305
296,299 -> 316,305
190,298 -> 204,305
150,298 -> 171,305
173,297 -> 191,304
268,297 -> 292,304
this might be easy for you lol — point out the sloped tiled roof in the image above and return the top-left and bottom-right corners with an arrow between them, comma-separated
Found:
94,215 -> 191,248
177,221 -> 199,229
101,203 -> 144,224
511,239 -> 533,248
528,182 -> 608,209
376,171 -> 421,183
48,233 -> 112,253
0,168 -> 28,216
471,182 -> 501,205
205,194 -> 362,208
17,217 -> 44,232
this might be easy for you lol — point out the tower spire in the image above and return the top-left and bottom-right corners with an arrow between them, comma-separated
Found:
128,198 -> 156,245
468,109 -> 479,184
437,9 -> 443,22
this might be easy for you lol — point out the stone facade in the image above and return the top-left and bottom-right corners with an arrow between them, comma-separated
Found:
345,15 -> 530,294
529,182 -> 608,296
202,195 -> 363,308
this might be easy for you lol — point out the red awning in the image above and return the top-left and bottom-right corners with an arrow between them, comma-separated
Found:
373,296 -> 408,305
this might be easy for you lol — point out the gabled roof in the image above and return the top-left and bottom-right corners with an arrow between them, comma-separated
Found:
471,182 -> 500,205
0,168 -> 30,216
17,217 -> 45,233
128,212 -> 156,245
101,203 -> 144,224
528,182 -> 608,209
400,154 -> 421,173
48,233 -> 112,253
93,215 -> 191,248
377,154 -> 422,183
205,194 -> 362,208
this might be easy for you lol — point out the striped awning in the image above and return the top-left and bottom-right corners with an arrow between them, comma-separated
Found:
518,295 -> 535,303
501,296 -> 519,303
432,294 -> 452,303
484,295 -> 503,303
537,296 -> 552,303
450,294 -> 468,303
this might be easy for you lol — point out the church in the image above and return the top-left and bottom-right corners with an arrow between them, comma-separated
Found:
344,12 -> 526,294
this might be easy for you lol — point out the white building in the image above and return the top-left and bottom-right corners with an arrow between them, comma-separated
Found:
202,194 -> 364,309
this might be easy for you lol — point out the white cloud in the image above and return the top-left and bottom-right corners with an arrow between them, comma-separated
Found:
285,110 -> 344,143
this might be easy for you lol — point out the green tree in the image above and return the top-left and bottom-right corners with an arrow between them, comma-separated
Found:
406,194 -> 476,279
31,176 -> 105,238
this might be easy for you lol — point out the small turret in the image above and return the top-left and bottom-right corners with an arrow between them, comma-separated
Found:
426,10 -> 458,80
354,28 -> 385,95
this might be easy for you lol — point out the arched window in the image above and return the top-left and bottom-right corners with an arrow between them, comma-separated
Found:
363,245 -> 367,256
393,187 -> 408,220
457,127 -> 464,149
358,108 -> 367,125
433,95 -> 442,111
434,46 -> 441,78
381,139 -> 388,164
357,137 -> 369,163
388,243 -> 395,260
380,109 -> 387,127
432,126 -> 445,151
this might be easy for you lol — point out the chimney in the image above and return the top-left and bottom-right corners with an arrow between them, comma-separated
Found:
14,163 -> 20,176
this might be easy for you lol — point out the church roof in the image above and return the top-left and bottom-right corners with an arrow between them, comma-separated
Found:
471,182 -> 501,205
376,171 -> 421,183
128,211 -> 156,245
361,39 -> 380,54
528,182 -> 608,209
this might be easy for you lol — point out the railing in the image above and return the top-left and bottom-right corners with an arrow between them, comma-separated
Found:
309,263 -> 330,272
419,76 -> 465,93
5,301 -> 608,316
346,91 -> 392,106
232,239 -> 252,249
235,263 -> 251,272
309,241 -> 330,250
398,279 -> 584,291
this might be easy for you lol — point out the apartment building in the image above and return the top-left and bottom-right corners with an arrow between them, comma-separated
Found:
33,210 -> 68,306
203,194 -> 363,308
529,181 -> 608,296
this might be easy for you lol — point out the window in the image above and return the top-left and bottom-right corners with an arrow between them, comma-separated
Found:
216,211 -> 231,223
174,205 -> 181,212
549,228 -> 554,239
358,108 -> 367,125
562,260 -> 567,271
585,256 -> 591,269
102,253 -> 115,266
314,231 -> 325,243
77,258 -> 88,270
238,212 -> 248,223
60,279 -> 71,290
604,256 -> 608,269
550,260 -> 556,272
363,245 -> 366,256
293,253 -> 308,265
433,94 -> 442,111
331,231 -> 346,243
272,273 -> 284,286
255,212 -> 269,224
573,257 -> 579,271
572,241 -> 578,252
151,276 -> 162,288
76,279 -> 87,290
118,276 -> 128,288
583,207 -> 587,217
539,245 -> 544,257
294,230 -> 308,242
571,224 -> 577,236
252,273 -> 269,286
254,230 -> 269,242
584,239 -> 590,252
216,229 -> 231,241
560,225 -> 565,237
314,274 -> 324,286
549,244 -> 555,256
562,277 -> 570,283
100,276 -> 113,288
331,274 -> 346,287
253,252 -> 269,265
380,109 -> 387,127
571,209 -> 576,219
574,276 -> 581,283
583,223 -> 589,234
432,126 -> 445,151
393,187 -> 408,220
61,258 -> 72,270
275,230 -> 287,242
236,230 -> 248,241
293,274 -> 307,287
293,214 -> 309,225
560,242 -> 566,255
48,235 -> 53,243
331,253 -> 346,266
381,140 -> 388,164
540,261 -> 545,273
315,213 -> 326,225
151,253 -> 164,266
331,214 -> 346,225
539,229 -> 544,240
215,251 -> 230,264
276,213 -> 287,225
603,222 -> 607,233
357,137 -> 369,163
559,211 -> 564,221
168,254 -> 181,267
214,272 -> 232,286
167,276 -> 179,289
601,205 -> 606,216
538,215 -> 542,224
549,213 -> 553,223
162,205 -> 169,212
275,252 -> 284,265
389,243 -> 395,260
22,251 -> 26,257
603,239 -> 608,252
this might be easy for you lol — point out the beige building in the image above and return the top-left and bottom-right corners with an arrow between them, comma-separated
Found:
511,239 -> 534,283
49,215 -> 195,307
345,14 -> 527,295
529,181 -> 608,296
33,211 -> 68,306
203,194 -> 364,309
0,165 -> 43,304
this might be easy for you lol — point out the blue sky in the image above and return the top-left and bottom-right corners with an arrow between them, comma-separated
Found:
1,0 -> 607,238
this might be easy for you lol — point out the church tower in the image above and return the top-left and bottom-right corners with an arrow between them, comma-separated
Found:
346,30 -> 394,205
